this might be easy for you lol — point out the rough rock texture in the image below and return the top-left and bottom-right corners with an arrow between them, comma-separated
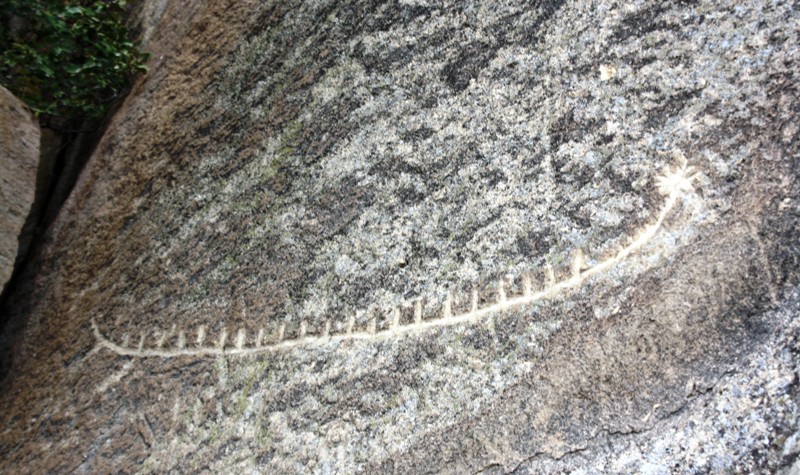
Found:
0,86 -> 39,294
1,0 -> 799,473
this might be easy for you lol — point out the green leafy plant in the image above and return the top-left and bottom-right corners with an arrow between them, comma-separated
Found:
0,0 -> 149,121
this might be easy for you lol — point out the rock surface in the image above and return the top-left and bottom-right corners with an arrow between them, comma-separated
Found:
1,0 -> 799,473
0,86 -> 39,294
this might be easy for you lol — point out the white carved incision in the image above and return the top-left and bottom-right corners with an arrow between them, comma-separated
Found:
92,163 -> 698,358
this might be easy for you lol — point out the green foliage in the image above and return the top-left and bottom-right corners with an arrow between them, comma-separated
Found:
0,0 -> 149,120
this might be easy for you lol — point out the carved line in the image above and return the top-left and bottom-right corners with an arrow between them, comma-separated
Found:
92,164 -> 697,358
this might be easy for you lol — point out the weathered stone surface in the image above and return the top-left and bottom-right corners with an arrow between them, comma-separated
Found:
0,86 -> 39,293
1,0 -> 799,473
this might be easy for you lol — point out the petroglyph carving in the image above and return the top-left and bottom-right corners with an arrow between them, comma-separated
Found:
92,163 -> 698,359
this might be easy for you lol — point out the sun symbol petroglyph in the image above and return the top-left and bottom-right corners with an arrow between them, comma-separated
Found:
92,161 -> 699,359
657,155 -> 698,197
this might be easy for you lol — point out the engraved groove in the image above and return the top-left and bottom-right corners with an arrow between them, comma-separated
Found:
92,165 -> 696,359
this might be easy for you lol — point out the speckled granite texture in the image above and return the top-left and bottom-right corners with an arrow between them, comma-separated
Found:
1,0 -> 799,473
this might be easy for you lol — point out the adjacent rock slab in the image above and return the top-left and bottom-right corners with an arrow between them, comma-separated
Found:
0,1 -> 799,474
0,86 -> 39,292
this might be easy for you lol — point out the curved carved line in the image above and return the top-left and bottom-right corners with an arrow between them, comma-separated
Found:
92,164 -> 696,358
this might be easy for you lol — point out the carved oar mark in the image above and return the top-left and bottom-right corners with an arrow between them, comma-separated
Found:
546,264 -> 556,288
392,307 -> 401,329
92,164 -> 697,359
443,293 -> 454,319
522,274 -> 533,297
236,329 -> 246,350
497,280 -> 507,304
196,326 -> 206,347
217,329 -> 228,350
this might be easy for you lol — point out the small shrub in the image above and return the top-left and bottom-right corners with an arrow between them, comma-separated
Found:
0,0 -> 149,121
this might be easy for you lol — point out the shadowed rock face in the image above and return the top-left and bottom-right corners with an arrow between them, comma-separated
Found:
0,87 -> 39,294
0,0 -> 798,473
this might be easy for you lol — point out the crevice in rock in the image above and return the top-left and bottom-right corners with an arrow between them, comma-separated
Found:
0,111 -> 116,380
0,1 -> 156,381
